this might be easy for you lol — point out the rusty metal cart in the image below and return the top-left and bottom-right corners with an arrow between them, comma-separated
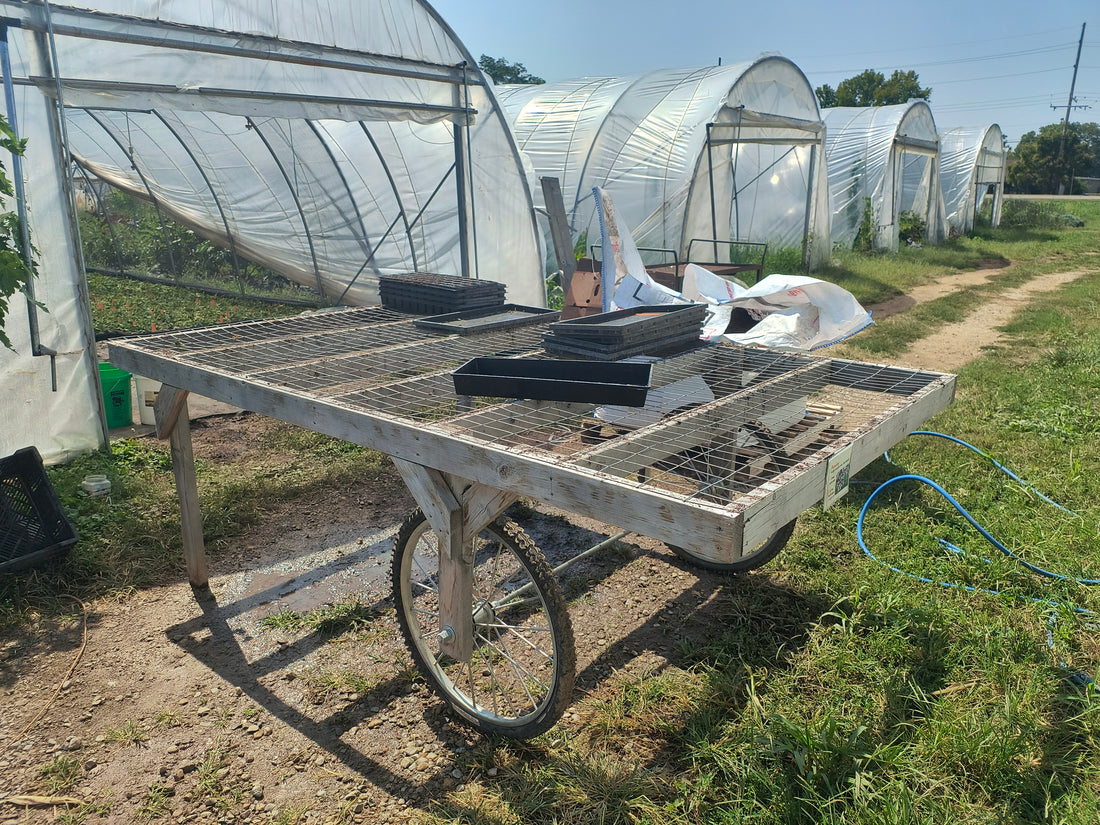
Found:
109,306 -> 954,739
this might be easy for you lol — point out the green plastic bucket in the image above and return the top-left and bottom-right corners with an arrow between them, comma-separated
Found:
98,363 -> 132,429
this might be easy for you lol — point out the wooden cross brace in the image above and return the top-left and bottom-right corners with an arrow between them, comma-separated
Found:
391,458 -> 517,662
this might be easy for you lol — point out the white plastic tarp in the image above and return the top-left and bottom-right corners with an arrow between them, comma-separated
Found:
939,125 -> 1006,234
595,188 -> 871,353
498,57 -> 831,271
822,102 -> 948,252
0,0 -> 545,463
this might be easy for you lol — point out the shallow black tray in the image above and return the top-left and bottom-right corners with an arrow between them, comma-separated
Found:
414,304 -> 559,335
382,295 -> 504,316
542,329 -> 704,361
547,303 -> 706,345
452,358 -> 651,407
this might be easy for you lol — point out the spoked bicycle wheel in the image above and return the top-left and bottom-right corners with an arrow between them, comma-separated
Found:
391,509 -> 576,738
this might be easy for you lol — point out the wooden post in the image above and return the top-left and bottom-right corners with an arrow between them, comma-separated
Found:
541,176 -> 575,293
154,386 -> 208,588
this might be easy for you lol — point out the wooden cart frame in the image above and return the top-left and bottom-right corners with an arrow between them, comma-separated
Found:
109,306 -> 954,737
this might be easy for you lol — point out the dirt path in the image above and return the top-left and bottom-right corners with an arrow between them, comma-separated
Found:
864,263 -> 1004,321
871,268 -> 1091,372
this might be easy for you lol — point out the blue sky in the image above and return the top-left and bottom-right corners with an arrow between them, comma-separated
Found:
430,0 -> 1096,147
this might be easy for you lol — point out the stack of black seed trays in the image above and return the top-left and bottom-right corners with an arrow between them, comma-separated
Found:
379,272 -> 506,316
541,303 -> 707,360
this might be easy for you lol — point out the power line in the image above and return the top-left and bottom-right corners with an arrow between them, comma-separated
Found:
928,66 -> 1071,86
815,41 -> 1076,76
795,24 -> 1074,62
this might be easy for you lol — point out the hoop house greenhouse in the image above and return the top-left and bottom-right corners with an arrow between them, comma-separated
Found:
939,125 -> 1007,235
0,0 -> 544,462
822,102 -> 948,252
496,58 -> 831,272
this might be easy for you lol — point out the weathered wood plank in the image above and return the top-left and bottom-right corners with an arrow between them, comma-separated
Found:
110,339 -> 743,560
153,384 -> 190,441
109,336 -> 954,568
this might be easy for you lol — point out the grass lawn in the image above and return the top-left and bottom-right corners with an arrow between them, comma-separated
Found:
5,197 -> 1100,824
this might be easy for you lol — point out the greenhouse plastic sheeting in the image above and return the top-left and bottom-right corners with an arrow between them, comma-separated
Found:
822,102 -> 948,252
497,57 -> 831,271
939,125 -> 1006,234
2,0 -> 544,308
0,89 -> 102,463
0,0 -> 544,462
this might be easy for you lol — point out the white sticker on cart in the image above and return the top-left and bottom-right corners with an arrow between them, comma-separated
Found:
823,444 -> 854,511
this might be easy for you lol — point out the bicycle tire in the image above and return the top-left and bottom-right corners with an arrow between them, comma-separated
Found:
391,509 -> 576,738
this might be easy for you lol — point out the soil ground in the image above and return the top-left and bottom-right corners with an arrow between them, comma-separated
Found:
0,266 -> 1092,824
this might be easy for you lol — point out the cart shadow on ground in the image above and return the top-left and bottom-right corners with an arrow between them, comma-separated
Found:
159,504 -> 855,807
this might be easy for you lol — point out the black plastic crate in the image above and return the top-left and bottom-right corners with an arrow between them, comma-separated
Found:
0,446 -> 79,574
453,358 -> 651,407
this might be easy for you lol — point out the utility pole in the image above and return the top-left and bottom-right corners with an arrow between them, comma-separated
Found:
1054,22 -> 1087,193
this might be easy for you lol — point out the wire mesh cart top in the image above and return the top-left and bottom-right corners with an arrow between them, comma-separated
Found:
109,306 -> 954,563
109,305 -> 954,738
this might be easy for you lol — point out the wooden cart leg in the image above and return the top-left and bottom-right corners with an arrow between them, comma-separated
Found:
153,386 -> 208,589
392,458 -> 516,662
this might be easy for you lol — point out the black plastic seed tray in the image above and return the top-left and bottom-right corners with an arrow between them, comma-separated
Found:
379,272 -> 506,315
452,358 -> 651,407
541,328 -> 704,361
546,303 -> 706,346
414,304 -> 559,335
0,446 -> 79,575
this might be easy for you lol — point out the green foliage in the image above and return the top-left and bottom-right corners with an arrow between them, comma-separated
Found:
79,188 -> 316,303
261,599 -> 377,636
0,113 -> 35,351
898,210 -> 926,246
573,228 -> 588,261
999,198 -> 1085,229
545,270 -> 564,310
477,54 -> 544,85
853,197 -> 875,253
816,69 -> 930,109
37,755 -> 82,795
136,784 -> 174,820
86,272 -> 299,335
1007,122 -> 1097,194
764,245 -> 804,274
1075,121 -> 1100,178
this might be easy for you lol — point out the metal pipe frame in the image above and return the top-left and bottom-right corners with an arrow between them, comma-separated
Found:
71,157 -> 126,275
0,2 -> 486,93
152,111 -> 246,294
245,117 -> 325,298
84,110 -> 181,282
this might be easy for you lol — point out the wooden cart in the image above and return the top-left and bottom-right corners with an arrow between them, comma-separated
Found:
108,306 -> 954,738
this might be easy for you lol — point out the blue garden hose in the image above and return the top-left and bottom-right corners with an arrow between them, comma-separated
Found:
856,431 -> 1098,686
